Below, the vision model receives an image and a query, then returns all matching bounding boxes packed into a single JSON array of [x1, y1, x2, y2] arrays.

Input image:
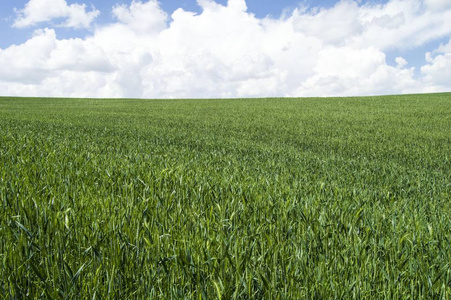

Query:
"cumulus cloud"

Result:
[[0, 28, 115, 97], [112, 0, 167, 33], [1, 0, 451, 98], [293, 0, 363, 45], [296, 47, 418, 96], [395, 57, 408, 68], [424, 0, 451, 11], [13, 0, 99, 28], [421, 39, 451, 91]]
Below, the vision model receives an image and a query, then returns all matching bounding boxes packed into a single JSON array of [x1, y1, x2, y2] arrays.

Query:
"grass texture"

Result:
[[1, 94, 451, 298]]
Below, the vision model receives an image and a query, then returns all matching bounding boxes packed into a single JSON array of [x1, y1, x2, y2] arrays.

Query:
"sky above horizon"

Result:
[[0, 0, 450, 98]]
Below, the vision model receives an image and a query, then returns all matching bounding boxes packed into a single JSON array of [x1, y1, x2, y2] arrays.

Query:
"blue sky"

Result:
[[0, 0, 450, 98], [0, 0, 340, 47]]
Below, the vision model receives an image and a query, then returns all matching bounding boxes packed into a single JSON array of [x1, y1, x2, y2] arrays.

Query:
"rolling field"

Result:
[[1, 94, 451, 298]]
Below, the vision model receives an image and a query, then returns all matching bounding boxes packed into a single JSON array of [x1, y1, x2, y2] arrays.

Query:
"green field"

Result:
[[1, 94, 450, 298]]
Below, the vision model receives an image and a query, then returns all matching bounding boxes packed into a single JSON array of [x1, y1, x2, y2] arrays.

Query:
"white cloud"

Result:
[[296, 47, 419, 96], [227, 0, 247, 12], [424, 0, 451, 11], [0, 28, 114, 96], [2, 0, 451, 98], [293, 0, 363, 45], [395, 57, 408, 68], [112, 0, 167, 33], [306, 0, 451, 51], [421, 39, 451, 91], [13, 0, 99, 28], [435, 39, 451, 53]]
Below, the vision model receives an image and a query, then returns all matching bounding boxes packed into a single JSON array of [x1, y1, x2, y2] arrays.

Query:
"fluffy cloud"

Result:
[[352, 0, 451, 50], [424, 0, 451, 11], [112, 0, 167, 33], [13, 0, 99, 28], [296, 47, 418, 96], [1, 0, 451, 98], [421, 39, 451, 91], [293, 1, 363, 45], [0, 28, 115, 97]]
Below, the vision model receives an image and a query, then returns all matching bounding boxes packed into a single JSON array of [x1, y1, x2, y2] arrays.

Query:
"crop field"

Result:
[[0, 94, 450, 298]]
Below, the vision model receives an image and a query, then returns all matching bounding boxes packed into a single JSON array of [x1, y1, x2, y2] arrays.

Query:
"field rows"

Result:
[[1, 94, 451, 298]]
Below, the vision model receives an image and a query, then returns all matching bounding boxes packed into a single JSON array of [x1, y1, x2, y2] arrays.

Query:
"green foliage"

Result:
[[1, 94, 450, 298]]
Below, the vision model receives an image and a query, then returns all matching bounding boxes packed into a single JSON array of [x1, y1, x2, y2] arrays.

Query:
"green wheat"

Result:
[[0, 94, 450, 298]]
